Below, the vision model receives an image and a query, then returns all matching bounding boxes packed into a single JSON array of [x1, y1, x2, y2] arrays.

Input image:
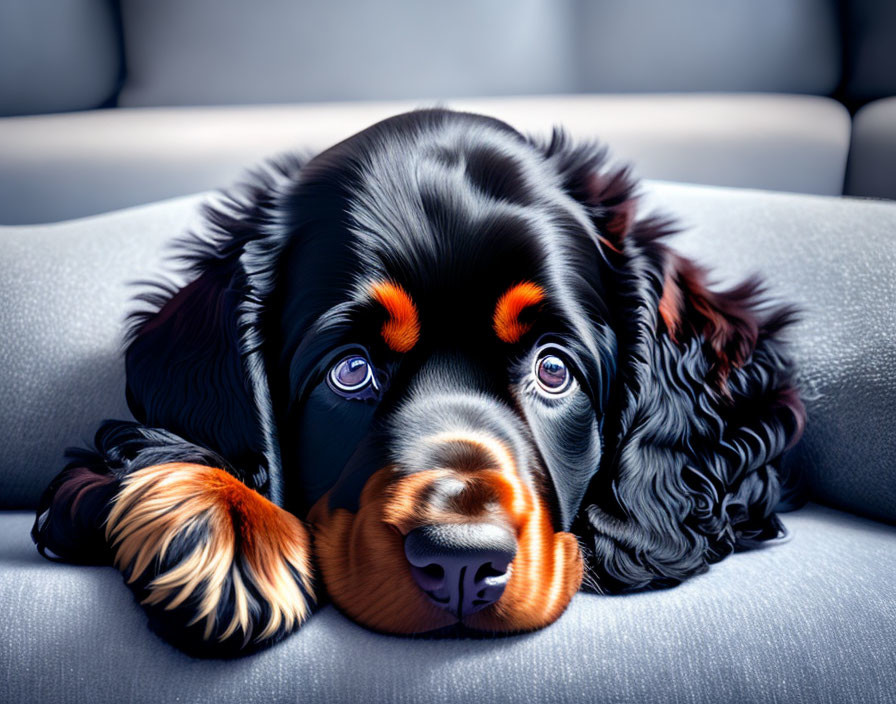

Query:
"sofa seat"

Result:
[[0, 93, 851, 225], [1, 505, 893, 703]]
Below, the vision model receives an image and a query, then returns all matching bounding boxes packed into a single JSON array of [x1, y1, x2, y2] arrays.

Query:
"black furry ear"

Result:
[[578, 218, 805, 590], [651, 243, 763, 393], [536, 131, 805, 592], [125, 156, 305, 504]]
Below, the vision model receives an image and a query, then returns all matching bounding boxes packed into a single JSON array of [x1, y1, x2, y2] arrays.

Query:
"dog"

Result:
[[32, 108, 805, 655]]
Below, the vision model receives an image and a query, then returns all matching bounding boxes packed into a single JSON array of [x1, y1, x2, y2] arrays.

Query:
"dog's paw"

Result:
[[32, 464, 119, 564], [105, 463, 314, 655]]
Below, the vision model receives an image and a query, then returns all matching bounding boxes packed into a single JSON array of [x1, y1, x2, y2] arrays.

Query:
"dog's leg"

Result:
[[32, 420, 314, 654]]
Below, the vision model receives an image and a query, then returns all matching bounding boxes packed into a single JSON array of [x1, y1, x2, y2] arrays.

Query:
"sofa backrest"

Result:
[[116, 0, 843, 108], [7, 0, 896, 118], [116, 0, 579, 107], [575, 0, 840, 94], [0, 0, 121, 117]]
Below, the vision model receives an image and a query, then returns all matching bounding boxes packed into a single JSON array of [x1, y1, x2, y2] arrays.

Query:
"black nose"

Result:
[[404, 523, 517, 619]]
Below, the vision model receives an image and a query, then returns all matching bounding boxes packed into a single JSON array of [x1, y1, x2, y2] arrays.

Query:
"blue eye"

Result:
[[534, 352, 573, 395], [328, 355, 376, 395]]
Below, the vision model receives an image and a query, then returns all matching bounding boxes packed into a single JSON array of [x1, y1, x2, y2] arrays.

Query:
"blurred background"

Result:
[[0, 0, 894, 225]]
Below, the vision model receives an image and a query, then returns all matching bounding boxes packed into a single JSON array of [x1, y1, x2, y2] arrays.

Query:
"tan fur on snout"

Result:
[[308, 433, 583, 634]]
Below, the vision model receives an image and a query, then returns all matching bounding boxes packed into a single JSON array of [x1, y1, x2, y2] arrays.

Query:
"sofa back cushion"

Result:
[[0, 0, 121, 116], [117, 0, 841, 108], [117, 0, 578, 107], [577, 0, 840, 94]]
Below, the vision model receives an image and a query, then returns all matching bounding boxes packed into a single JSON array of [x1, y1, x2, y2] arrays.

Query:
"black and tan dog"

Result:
[[32, 109, 804, 655]]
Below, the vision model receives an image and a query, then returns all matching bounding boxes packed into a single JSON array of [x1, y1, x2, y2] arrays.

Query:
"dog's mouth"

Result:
[[307, 458, 584, 636]]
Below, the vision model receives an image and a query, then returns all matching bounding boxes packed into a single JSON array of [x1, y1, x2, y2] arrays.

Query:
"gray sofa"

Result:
[[2, 1, 895, 701], [1, 181, 895, 703]]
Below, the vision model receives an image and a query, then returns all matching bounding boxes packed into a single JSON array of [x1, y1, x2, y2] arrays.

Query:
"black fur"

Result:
[[32, 109, 805, 654]]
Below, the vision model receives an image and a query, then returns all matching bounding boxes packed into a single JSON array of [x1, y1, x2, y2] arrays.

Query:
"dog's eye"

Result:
[[328, 354, 376, 395], [534, 352, 572, 394]]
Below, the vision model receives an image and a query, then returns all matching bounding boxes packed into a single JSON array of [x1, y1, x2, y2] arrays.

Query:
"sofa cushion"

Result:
[[117, 0, 577, 108], [577, 0, 841, 94], [0, 0, 121, 117], [1, 504, 893, 703], [2, 181, 895, 522], [0, 95, 850, 225], [0, 195, 201, 508], [116, 0, 841, 108], [845, 97, 896, 200]]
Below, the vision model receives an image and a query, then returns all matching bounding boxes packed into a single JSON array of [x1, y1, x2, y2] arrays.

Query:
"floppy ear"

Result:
[[125, 156, 305, 505], [536, 132, 805, 591]]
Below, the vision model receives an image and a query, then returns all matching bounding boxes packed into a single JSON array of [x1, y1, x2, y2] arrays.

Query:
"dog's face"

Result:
[[116, 109, 803, 650], [271, 112, 615, 633]]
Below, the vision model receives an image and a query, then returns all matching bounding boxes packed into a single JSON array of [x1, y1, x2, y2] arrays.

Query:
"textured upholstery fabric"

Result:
[[0, 0, 121, 117], [643, 182, 896, 523], [845, 98, 896, 200], [1, 181, 895, 522], [0, 196, 202, 507], [1, 505, 893, 703], [0, 95, 850, 224], [117, 0, 578, 107]]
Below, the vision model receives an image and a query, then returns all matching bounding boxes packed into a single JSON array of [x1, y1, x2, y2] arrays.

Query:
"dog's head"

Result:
[[125, 109, 804, 636]]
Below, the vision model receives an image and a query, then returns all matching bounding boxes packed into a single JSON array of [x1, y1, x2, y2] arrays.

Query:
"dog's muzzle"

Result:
[[308, 388, 584, 634]]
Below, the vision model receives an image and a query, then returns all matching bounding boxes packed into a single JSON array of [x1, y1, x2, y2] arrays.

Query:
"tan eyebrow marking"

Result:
[[369, 280, 420, 353], [493, 282, 545, 343]]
